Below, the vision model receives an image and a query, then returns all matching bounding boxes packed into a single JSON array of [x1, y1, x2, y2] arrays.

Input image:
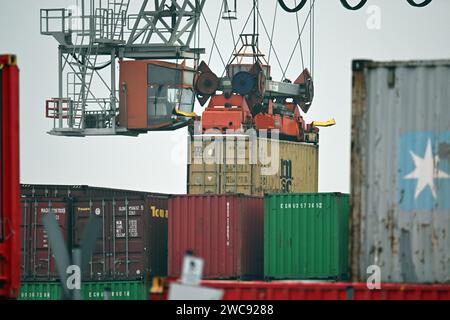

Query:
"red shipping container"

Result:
[[20, 198, 68, 280], [168, 195, 264, 279], [31, 199, 68, 280], [152, 280, 450, 301], [351, 283, 450, 300]]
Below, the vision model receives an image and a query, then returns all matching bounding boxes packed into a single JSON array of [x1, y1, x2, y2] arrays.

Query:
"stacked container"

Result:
[[351, 60, 450, 283], [20, 184, 169, 282], [168, 194, 264, 279], [72, 194, 168, 280], [264, 193, 350, 280], [19, 281, 149, 300], [187, 134, 319, 196]]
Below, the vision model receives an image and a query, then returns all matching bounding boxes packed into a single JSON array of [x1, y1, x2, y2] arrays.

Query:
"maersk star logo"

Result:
[[398, 132, 450, 211], [404, 139, 450, 199]]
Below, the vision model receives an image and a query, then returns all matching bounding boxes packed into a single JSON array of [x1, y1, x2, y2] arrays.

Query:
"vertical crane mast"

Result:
[[41, 0, 205, 137]]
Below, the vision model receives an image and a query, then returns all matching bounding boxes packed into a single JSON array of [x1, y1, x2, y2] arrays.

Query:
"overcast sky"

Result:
[[1, 0, 449, 194]]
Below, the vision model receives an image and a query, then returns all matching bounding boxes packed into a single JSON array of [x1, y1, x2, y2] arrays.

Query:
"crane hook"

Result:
[[278, 0, 308, 13], [340, 0, 368, 10], [406, 0, 432, 7]]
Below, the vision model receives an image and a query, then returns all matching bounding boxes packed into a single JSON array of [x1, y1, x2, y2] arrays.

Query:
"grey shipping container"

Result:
[[351, 59, 450, 283]]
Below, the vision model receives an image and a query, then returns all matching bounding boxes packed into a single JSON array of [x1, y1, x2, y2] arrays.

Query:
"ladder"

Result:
[[108, 0, 130, 42]]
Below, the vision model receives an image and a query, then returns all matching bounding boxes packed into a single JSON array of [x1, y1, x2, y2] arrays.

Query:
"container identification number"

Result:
[[280, 202, 323, 209]]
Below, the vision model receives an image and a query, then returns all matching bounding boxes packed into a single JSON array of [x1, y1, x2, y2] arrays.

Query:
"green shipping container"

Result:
[[19, 281, 149, 300], [264, 193, 350, 280], [82, 281, 149, 300], [19, 282, 62, 300]]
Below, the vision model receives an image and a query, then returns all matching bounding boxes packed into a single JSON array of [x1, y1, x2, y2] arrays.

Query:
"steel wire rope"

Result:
[[282, 0, 315, 80], [340, 0, 368, 10], [227, 7, 238, 58], [201, 11, 227, 69], [406, 0, 432, 7], [267, 1, 279, 65], [278, 0, 308, 13], [207, 1, 225, 66], [294, 0, 305, 74], [220, 7, 256, 78], [255, 8, 287, 79]]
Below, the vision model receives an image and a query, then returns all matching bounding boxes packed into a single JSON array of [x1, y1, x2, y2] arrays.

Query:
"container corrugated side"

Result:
[[351, 59, 450, 283], [168, 194, 264, 279], [264, 193, 349, 280], [187, 135, 318, 196]]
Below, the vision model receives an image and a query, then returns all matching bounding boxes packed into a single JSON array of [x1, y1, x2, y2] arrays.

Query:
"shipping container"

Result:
[[19, 281, 149, 300], [0, 54, 20, 299], [20, 198, 69, 280], [168, 195, 264, 279], [187, 134, 318, 196], [153, 280, 450, 300], [350, 59, 450, 283], [81, 281, 149, 300], [19, 282, 62, 300], [264, 193, 350, 280], [20, 184, 156, 199], [72, 194, 169, 280], [19, 185, 169, 281]]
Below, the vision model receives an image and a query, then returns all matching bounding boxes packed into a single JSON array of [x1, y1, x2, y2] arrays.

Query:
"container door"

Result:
[[188, 137, 222, 194], [30, 199, 68, 280], [20, 199, 31, 279], [111, 198, 146, 279], [222, 137, 253, 195], [147, 197, 169, 276], [73, 199, 110, 280]]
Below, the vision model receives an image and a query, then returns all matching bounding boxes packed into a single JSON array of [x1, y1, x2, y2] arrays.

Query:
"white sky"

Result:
[[1, 0, 449, 194]]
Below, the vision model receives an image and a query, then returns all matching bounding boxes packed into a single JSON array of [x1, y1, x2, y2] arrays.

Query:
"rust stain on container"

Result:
[[168, 194, 264, 279], [350, 59, 450, 283]]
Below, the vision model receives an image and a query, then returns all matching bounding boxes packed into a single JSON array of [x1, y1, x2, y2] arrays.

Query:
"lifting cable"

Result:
[[207, 2, 225, 66], [71, 53, 112, 71], [267, 1, 278, 65], [406, 0, 432, 7], [227, 5, 238, 59], [294, 0, 305, 73], [221, 6, 256, 77], [340, 0, 368, 10], [256, 8, 287, 79], [282, 0, 315, 80], [340, 0, 432, 10], [201, 11, 227, 69], [278, 0, 308, 13]]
